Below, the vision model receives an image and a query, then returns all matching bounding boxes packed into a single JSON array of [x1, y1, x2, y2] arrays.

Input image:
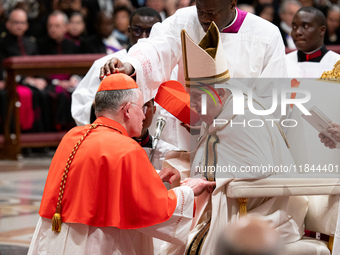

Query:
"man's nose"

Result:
[[141, 31, 148, 38], [295, 26, 303, 35], [200, 13, 212, 23], [191, 101, 200, 110]]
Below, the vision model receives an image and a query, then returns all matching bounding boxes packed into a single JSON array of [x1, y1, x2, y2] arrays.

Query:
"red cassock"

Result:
[[39, 116, 177, 229]]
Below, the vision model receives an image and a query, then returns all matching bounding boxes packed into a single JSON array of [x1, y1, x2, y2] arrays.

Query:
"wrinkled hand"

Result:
[[99, 57, 134, 80], [158, 167, 181, 184], [319, 122, 340, 149], [181, 178, 216, 196]]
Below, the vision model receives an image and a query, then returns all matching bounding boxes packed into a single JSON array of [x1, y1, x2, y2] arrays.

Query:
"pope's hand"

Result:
[[99, 57, 134, 80], [158, 167, 181, 184], [181, 178, 216, 196]]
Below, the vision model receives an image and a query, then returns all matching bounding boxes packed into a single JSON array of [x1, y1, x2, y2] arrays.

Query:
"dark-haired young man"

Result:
[[286, 6, 340, 78], [72, 7, 162, 126], [100, 0, 289, 152]]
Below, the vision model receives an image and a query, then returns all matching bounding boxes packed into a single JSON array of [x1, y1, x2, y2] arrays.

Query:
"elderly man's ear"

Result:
[[320, 25, 326, 37], [217, 88, 229, 99], [122, 102, 132, 118]]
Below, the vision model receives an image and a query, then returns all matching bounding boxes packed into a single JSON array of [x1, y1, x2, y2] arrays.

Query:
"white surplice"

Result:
[[27, 186, 194, 255], [285, 50, 340, 78], [124, 6, 287, 104], [71, 50, 181, 148], [123, 6, 287, 150]]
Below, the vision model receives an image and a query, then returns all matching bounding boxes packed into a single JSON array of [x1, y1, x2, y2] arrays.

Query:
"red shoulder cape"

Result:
[[39, 117, 177, 229]]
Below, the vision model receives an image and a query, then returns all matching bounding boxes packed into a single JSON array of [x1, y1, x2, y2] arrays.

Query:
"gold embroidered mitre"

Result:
[[319, 60, 340, 82], [181, 22, 230, 87]]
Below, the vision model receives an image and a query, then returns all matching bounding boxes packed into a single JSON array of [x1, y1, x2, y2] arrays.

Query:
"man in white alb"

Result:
[[99, 0, 288, 149], [286, 7, 340, 78]]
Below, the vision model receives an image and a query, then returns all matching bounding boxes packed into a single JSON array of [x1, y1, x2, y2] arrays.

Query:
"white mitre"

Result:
[[181, 22, 230, 87]]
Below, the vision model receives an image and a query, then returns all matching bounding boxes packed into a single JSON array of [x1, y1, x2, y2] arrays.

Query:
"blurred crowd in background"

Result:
[[0, 0, 339, 134], [0, 0, 335, 48]]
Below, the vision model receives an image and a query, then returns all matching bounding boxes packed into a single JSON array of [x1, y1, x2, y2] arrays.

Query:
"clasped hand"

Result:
[[181, 178, 216, 196], [158, 168, 216, 196], [319, 122, 340, 149], [158, 167, 181, 184], [99, 57, 134, 80]]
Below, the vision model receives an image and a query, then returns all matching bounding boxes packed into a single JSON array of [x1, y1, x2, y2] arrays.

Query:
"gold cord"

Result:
[[52, 123, 122, 232]]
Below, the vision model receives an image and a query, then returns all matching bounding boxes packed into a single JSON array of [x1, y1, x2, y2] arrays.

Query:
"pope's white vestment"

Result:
[[163, 84, 308, 254]]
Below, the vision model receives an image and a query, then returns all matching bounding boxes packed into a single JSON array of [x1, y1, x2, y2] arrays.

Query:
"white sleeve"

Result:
[[253, 27, 288, 113], [71, 50, 127, 126], [260, 26, 288, 79], [138, 186, 194, 245], [123, 11, 185, 102]]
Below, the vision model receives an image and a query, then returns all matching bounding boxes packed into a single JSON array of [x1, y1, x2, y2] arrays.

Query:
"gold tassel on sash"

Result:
[[51, 123, 122, 233], [52, 206, 62, 232]]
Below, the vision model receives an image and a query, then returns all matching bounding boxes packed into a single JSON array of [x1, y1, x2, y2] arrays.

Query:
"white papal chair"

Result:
[[227, 175, 340, 255], [163, 151, 340, 254]]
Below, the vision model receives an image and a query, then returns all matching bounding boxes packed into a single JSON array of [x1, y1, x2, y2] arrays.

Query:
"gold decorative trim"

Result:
[[238, 198, 248, 217], [203, 133, 219, 181], [186, 220, 211, 255], [319, 60, 340, 83], [185, 70, 230, 86], [328, 236, 334, 253], [181, 29, 189, 81]]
